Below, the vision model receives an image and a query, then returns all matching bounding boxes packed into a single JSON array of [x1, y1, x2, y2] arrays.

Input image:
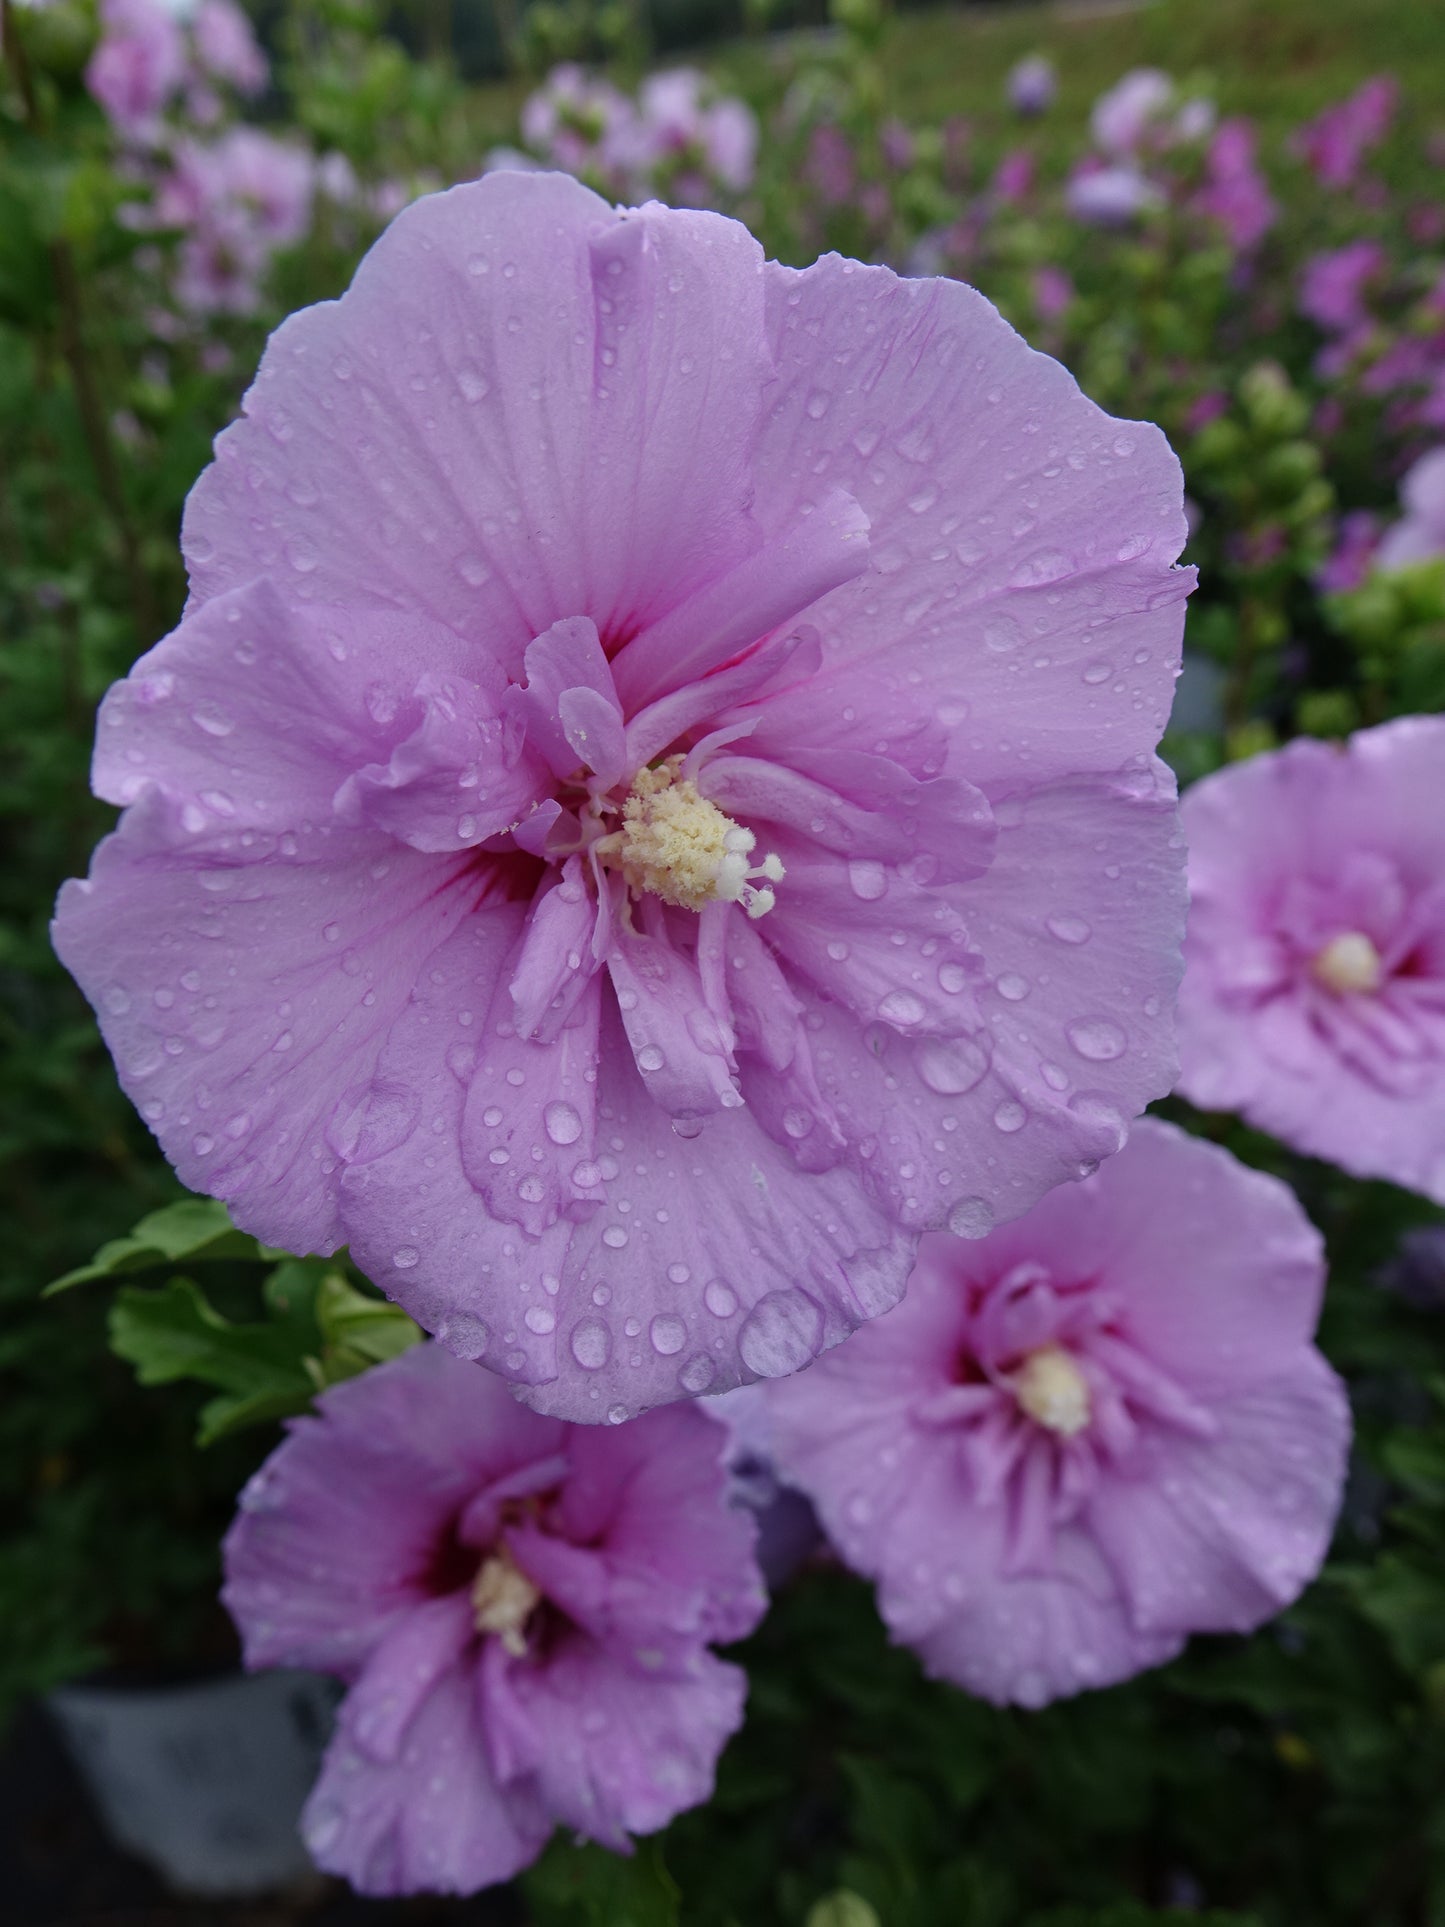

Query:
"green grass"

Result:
[[707, 0, 1445, 145]]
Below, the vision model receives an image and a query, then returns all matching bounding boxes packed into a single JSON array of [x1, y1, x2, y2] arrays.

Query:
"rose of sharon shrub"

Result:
[[1178, 718, 1445, 1202], [53, 172, 1193, 1422], [762, 1119, 1349, 1707], [224, 1344, 765, 1894]]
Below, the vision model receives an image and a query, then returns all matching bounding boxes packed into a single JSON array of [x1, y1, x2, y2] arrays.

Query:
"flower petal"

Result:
[[51, 793, 486, 1252], [753, 254, 1191, 788], [184, 176, 771, 664]]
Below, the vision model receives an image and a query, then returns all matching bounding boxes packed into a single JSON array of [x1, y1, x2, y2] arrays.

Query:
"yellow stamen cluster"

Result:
[[1013, 1345, 1092, 1437], [614, 756, 783, 918], [470, 1548, 542, 1657], [1312, 930, 1384, 996]]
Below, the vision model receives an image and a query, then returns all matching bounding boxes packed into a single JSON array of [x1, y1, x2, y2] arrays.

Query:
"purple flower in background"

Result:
[[1032, 265, 1074, 324], [1194, 119, 1276, 253], [155, 128, 314, 314], [1179, 719, 1445, 1203], [1318, 509, 1382, 593], [86, 0, 186, 139], [879, 118, 916, 173], [1006, 55, 1056, 119], [54, 173, 1192, 1423], [224, 1344, 764, 1893], [1299, 240, 1386, 334], [805, 123, 856, 206], [1376, 449, 1445, 571], [1293, 76, 1398, 189], [633, 70, 759, 194], [191, 0, 268, 96], [1067, 161, 1162, 226], [992, 149, 1034, 205], [520, 64, 636, 186], [1091, 69, 1173, 157], [762, 1118, 1348, 1707]]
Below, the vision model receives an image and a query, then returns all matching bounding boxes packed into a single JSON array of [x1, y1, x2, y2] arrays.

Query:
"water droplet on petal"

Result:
[[544, 1101, 582, 1146], [739, 1290, 824, 1378], [1066, 1019, 1127, 1062], [570, 1317, 612, 1369], [847, 859, 887, 901], [704, 1279, 738, 1318], [650, 1314, 686, 1355]]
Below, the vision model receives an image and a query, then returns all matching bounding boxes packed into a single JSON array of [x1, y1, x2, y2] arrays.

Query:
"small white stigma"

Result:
[[1013, 1345, 1092, 1438], [610, 757, 785, 918], [1312, 930, 1384, 996], [470, 1548, 541, 1657]]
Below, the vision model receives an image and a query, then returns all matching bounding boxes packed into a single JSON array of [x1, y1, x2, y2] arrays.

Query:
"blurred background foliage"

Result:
[[5, 0, 1445, 1920]]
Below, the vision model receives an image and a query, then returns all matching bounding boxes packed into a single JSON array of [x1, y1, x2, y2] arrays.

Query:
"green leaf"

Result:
[[108, 1276, 320, 1443], [522, 1836, 681, 1927], [313, 1271, 422, 1378], [45, 1198, 262, 1294]]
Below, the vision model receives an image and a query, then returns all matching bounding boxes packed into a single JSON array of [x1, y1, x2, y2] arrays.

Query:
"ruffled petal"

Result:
[[302, 1649, 549, 1896], [479, 1636, 746, 1849], [184, 177, 772, 667], [51, 793, 490, 1252], [753, 254, 1192, 788]]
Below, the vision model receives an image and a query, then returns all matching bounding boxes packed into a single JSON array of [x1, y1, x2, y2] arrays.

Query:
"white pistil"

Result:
[[1312, 930, 1384, 996], [1013, 1345, 1092, 1437], [607, 756, 784, 918], [470, 1548, 541, 1657]]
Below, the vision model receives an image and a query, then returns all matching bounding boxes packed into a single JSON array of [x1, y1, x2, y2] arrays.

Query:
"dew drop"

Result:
[[392, 1246, 419, 1270], [704, 1278, 738, 1318], [570, 1317, 612, 1370], [948, 1196, 995, 1239], [738, 1290, 824, 1378], [544, 1100, 582, 1146], [1047, 915, 1092, 945], [650, 1314, 687, 1355], [993, 1099, 1027, 1133], [878, 989, 925, 1027], [1066, 1019, 1127, 1062], [847, 859, 887, 901], [917, 1036, 990, 1095]]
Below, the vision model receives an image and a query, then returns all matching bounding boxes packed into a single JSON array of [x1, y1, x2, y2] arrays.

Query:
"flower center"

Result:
[[1312, 930, 1384, 996], [1013, 1345, 1092, 1436], [470, 1546, 542, 1656], [601, 755, 784, 918]]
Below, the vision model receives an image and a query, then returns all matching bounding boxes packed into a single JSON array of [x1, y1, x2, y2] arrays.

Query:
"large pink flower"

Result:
[[1178, 720, 1445, 1201], [54, 174, 1192, 1420], [761, 1118, 1349, 1707], [224, 1344, 764, 1894]]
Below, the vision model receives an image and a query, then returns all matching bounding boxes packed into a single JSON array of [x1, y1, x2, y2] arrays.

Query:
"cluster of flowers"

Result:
[[911, 59, 1444, 602], [511, 61, 758, 205], [53, 26, 1445, 1897], [88, 0, 317, 317]]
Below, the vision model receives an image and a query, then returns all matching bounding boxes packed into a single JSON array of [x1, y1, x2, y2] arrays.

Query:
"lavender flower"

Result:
[[1006, 56, 1056, 119], [54, 174, 1192, 1421], [86, 0, 186, 140], [224, 1344, 765, 1893], [761, 1119, 1349, 1707], [1179, 719, 1445, 1202], [1376, 449, 1445, 571]]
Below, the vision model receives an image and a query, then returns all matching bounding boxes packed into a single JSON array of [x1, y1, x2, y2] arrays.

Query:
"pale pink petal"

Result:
[[183, 177, 771, 663]]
